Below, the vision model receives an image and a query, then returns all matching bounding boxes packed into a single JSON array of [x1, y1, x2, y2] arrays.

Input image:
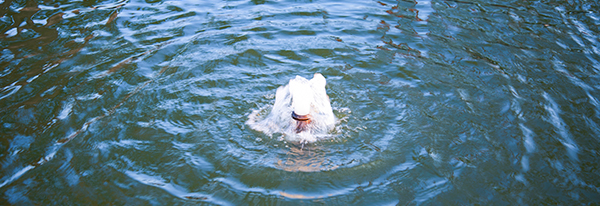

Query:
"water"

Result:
[[1, 0, 600, 205]]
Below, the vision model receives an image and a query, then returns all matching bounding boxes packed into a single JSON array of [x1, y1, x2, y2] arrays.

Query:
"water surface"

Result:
[[1, 0, 600, 205]]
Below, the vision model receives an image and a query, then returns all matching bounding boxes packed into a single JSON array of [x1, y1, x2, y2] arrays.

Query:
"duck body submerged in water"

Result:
[[247, 73, 335, 143]]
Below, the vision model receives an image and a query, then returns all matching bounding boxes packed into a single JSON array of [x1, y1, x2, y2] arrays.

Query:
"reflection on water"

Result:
[[1, 0, 600, 205], [276, 146, 340, 172]]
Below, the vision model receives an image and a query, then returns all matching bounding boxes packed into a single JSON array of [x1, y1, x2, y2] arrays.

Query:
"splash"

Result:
[[247, 73, 335, 143]]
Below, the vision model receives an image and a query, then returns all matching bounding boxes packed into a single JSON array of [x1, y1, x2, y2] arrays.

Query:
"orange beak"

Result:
[[292, 111, 311, 133]]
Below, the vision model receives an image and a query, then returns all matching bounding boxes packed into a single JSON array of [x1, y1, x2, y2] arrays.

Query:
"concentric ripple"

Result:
[[1, 0, 600, 205]]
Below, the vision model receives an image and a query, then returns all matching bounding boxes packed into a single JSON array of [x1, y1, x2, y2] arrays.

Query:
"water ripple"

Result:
[[1, 0, 600, 204], [543, 92, 579, 160]]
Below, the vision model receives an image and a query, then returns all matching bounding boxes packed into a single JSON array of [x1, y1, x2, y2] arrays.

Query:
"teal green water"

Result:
[[1, 0, 600, 205]]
